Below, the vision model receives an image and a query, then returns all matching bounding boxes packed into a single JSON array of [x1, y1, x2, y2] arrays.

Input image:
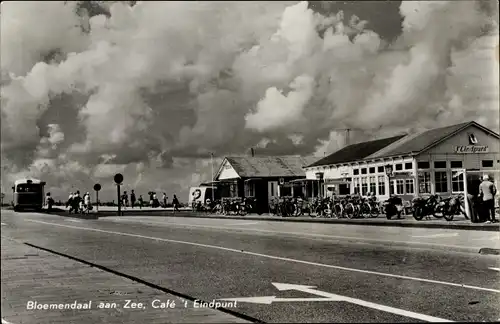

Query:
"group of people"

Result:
[[66, 191, 92, 214], [119, 190, 181, 211], [470, 174, 498, 223]]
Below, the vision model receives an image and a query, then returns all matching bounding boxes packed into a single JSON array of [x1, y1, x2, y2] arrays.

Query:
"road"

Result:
[[2, 210, 500, 323]]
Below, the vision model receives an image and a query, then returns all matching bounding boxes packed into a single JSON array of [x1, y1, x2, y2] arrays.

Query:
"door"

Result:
[[268, 181, 278, 203]]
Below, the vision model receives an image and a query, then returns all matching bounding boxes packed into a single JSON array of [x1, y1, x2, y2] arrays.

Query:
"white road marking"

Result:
[[66, 219, 81, 223], [226, 282, 452, 322], [25, 219, 500, 294], [103, 218, 475, 251], [1, 223, 6, 226], [411, 233, 459, 238], [489, 267, 500, 272], [222, 222, 259, 226], [470, 237, 499, 241]]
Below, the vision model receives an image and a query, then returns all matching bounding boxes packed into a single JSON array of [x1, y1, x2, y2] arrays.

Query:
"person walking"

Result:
[[162, 192, 167, 208], [479, 174, 498, 223], [67, 192, 74, 212], [130, 190, 136, 208], [138, 195, 143, 209], [84, 192, 91, 213], [45, 193, 54, 212], [172, 194, 180, 213]]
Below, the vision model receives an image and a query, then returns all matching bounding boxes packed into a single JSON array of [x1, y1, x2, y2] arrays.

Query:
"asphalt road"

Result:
[[2, 210, 500, 323]]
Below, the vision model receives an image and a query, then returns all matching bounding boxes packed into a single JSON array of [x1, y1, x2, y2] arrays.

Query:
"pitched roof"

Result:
[[225, 156, 317, 178], [368, 121, 497, 159], [306, 135, 406, 168]]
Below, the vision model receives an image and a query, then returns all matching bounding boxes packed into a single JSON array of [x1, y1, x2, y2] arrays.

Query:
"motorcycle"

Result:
[[383, 195, 404, 220], [412, 194, 441, 220], [435, 195, 467, 221]]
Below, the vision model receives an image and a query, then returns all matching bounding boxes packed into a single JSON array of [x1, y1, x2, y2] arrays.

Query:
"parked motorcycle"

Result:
[[412, 194, 441, 220], [435, 195, 467, 221], [383, 195, 404, 220]]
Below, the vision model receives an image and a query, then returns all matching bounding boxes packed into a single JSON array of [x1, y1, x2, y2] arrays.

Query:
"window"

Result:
[[435, 171, 448, 193], [361, 177, 368, 196], [246, 182, 255, 197], [378, 166, 384, 173], [16, 184, 42, 193], [405, 162, 413, 170], [361, 168, 367, 175], [339, 183, 350, 195], [450, 161, 463, 168], [389, 180, 395, 195], [434, 161, 446, 169], [417, 161, 430, 169], [396, 179, 405, 194], [353, 179, 360, 194], [482, 160, 494, 168], [378, 176, 386, 195], [418, 172, 431, 194], [353, 169, 359, 175], [395, 164, 403, 171], [369, 167, 376, 174], [369, 176, 376, 194], [405, 179, 414, 194], [452, 170, 464, 193]]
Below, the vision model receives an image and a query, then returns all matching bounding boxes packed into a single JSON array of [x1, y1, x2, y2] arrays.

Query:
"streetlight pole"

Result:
[[211, 152, 215, 202]]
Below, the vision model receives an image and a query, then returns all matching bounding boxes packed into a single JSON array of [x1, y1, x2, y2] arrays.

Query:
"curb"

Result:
[[479, 248, 500, 255], [40, 209, 500, 232]]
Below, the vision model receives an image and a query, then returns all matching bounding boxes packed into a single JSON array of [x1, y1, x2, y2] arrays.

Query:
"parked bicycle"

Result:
[[434, 194, 467, 221]]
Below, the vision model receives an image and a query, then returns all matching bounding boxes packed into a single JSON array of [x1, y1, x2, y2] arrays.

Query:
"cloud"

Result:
[[1, 0, 498, 201]]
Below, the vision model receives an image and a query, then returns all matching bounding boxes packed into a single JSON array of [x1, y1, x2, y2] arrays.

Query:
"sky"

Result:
[[1, 0, 499, 202]]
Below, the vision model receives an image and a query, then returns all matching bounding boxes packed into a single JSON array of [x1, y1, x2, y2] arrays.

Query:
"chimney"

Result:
[[250, 148, 255, 157]]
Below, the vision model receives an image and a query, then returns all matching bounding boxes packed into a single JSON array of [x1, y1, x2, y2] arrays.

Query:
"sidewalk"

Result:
[[1, 237, 250, 324], [42, 206, 500, 232]]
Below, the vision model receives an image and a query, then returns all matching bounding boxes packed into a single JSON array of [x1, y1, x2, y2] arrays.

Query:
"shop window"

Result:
[[361, 178, 368, 196], [434, 161, 447, 169], [353, 169, 359, 175], [389, 180, 395, 195], [361, 168, 367, 175], [339, 183, 350, 195], [452, 171, 464, 193], [396, 179, 405, 195], [450, 161, 463, 168], [369, 167, 375, 174], [482, 160, 494, 168], [378, 166, 384, 173], [378, 176, 386, 195], [353, 179, 360, 194], [395, 164, 403, 171], [417, 161, 430, 169], [435, 171, 448, 193], [405, 162, 413, 170], [418, 172, 431, 194], [405, 179, 414, 194], [369, 176, 376, 194]]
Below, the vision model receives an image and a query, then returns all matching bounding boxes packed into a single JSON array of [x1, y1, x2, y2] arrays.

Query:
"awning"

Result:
[[324, 178, 351, 184], [244, 178, 263, 182], [289, 179, 315, 183]]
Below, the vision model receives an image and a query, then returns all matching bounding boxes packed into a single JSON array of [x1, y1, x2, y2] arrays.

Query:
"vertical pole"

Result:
[[96, 191, 99, 213], [117, 184, 121, 216], [463, 169, 471, 220], [211, 153, 215, 202]]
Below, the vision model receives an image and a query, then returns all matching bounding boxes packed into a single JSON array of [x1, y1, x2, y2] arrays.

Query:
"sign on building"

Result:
[[454, 145, 489, 154]]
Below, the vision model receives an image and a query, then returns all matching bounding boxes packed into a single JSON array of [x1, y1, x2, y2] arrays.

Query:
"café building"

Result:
[[304, 121, 500, 201]]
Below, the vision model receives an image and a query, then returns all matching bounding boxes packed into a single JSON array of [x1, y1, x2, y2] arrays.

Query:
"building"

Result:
[[304, 121, 500, 201], [214, 155, 317, 212]]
